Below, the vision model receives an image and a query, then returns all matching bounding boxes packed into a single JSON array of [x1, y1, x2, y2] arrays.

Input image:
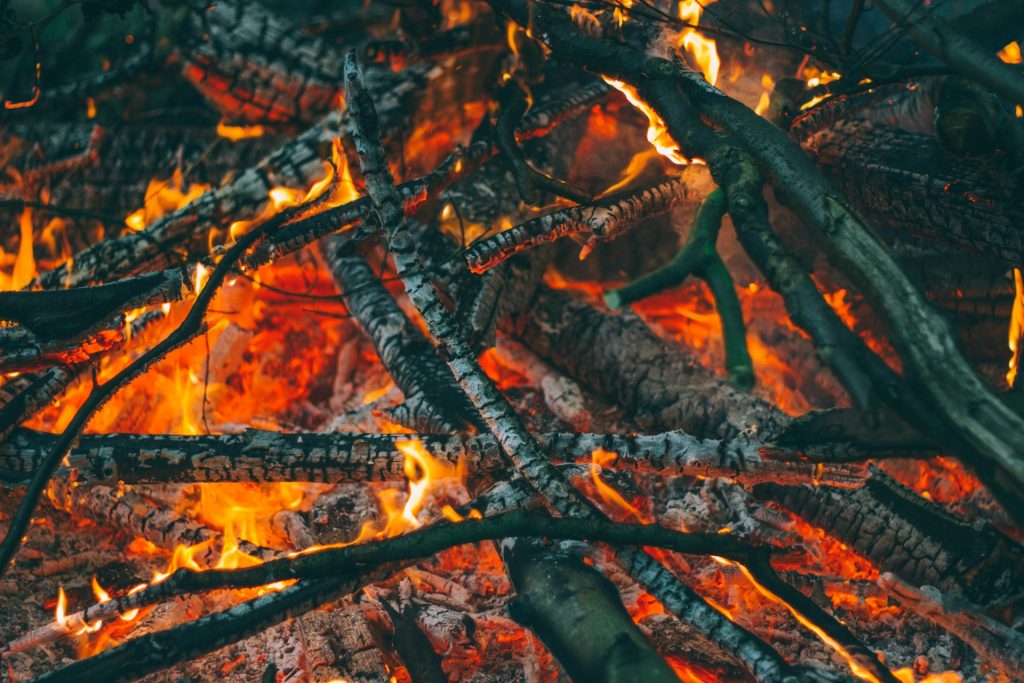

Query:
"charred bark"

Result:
[[754, 468, 1024, 609], [320, 245, 481, 433], [507, 285, 786, 439]]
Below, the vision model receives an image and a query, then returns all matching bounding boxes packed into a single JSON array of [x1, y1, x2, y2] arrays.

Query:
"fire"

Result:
[[755, 73, 774, 116], [295, 438, 465, 555], [602, 77, 697, 166], [226, 138, 357, 241], [998, 41, 1021, 64], [124, 169, 211, 233], [0, 207, 38, 291], [676, 0, 720, 86], [588, 448, 647, 521], [216, 120, 266, 141], [1006, 268, 1023, 387], [893, 670, 962, 683]]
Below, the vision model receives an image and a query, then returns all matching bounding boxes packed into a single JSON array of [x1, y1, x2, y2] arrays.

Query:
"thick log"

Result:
[[507, 286, 788, 439], [804, 119, 1023, 264], [753, 468, 1024, 608], [0, 427, 867, 487], [505, 542, 679, 683]]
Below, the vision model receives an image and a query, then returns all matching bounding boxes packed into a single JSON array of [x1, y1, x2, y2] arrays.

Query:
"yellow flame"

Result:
[[998, 41, 1021, 64], [1007, 268, 1024, 387], [602, 77, 697, 165], [124, 169, 210, 233], [589, 448, 647, 521], [676, 0, 720, 86], [216, 120, 266, 141]]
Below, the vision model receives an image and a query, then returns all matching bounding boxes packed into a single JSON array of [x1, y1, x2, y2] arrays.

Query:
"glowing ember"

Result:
[[216, 120, 266, 141]]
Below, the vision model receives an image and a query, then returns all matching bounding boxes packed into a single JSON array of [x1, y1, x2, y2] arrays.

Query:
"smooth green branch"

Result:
[[605, 188, 754, 391]]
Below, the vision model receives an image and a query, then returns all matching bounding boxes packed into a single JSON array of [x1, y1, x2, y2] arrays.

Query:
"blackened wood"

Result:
[[754, 468, 1024, 608], [320, 248, 481, 432], [0, 427, 866, 487], [507, 286, 787, 439], [806, 120, 1023, 264]]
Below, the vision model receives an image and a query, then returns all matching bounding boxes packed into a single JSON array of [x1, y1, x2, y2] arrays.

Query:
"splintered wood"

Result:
[[0, 0, 1021, 682]]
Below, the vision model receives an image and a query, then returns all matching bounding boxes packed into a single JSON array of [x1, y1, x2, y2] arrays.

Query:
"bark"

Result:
[[0, 427, 867, 488], [319, 246, 481, 432], [0, 266, 188, 342], [877, 573, 1024, 681], [872, 0, 1024, 107], [464, 175, 698, 274], [505, 542, 680, 683], [804, 119, 1023, 264], [343, 51, 803, 682], [46, 479, 277, 566], [508, 286, 787, 439], [753, 468, 1024, 608]]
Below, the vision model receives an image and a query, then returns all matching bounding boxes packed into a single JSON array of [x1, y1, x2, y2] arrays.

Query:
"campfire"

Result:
[[0, 0, 1022, 680]]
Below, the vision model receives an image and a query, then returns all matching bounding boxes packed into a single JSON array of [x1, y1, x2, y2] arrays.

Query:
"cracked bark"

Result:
[[754, 467, 1024, 608], [0, 427, 867, 488], [507, 285, 787, 439], [320, 245, 481, 433]]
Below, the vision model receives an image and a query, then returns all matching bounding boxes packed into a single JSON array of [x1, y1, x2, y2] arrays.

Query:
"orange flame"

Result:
[[216, 120, 266, 141], [125, 169, 211, 233], [589, 448, 647, 521], [1007, 268, 1023, 387], [676, 0, 720, 86]]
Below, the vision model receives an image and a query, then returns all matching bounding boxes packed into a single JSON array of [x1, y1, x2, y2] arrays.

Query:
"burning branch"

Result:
[[1, 427, 868, 488], [489, 0, 1024, 525], [871, 0, 1024, 107], [464, 175, 696, 273]]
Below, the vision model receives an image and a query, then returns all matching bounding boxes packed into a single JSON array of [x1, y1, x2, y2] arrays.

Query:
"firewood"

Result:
[[342, 50, 870, 683], [754, 467, 1024, 609], [504, 541, 680, 683], [320, 245, 481, 433], [508, 285, 786, 438], [0, 427, 868, 488], [805, 119, 1023, 264], [464, 174, 699, 274], [872, 0, 1024, 106], [877, 573, 1024, 681]]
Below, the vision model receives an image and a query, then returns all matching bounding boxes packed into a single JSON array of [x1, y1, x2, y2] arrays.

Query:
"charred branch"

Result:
[[0, 427, 867, 488], [754, 468, 1024, 609], [507, 285, 785, 439], [505, 541, 679, 682], [320, 245, 481, 433]]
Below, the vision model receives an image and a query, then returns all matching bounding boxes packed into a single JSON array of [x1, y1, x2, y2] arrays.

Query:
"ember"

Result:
[[0, 0, 1021, 682]]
